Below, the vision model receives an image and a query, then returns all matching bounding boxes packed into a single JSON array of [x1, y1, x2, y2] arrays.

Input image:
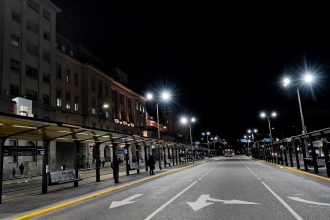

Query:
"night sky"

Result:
[[53, 0, 330, 144]]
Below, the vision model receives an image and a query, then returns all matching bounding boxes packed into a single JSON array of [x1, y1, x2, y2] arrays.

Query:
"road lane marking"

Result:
[[109, 194, 143, 209], [198, 178, 202, 180], [288, 196, 330, 207], [144, 181, 198, 220], [261, 181, 303, 220], [187, 194, 259, 211]]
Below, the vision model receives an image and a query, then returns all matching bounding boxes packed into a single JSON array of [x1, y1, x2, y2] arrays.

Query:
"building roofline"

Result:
[[85, 65, 146, 102], [38, 0, 62, 13]]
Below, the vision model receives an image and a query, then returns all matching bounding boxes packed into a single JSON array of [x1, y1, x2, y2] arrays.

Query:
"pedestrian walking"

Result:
[[102, 160, 105, 168], [147, 155, 155, 175], [19, 163, 24, 176]]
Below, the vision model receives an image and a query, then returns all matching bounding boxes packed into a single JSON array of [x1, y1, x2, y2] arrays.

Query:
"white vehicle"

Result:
[[225, 149, 234, 157]]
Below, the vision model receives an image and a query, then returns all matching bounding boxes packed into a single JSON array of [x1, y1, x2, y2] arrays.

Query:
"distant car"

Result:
[[225, 149, 234, 157]]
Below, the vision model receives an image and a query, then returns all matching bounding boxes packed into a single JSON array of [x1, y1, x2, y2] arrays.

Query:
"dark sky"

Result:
[[52, 0, 330, 144]]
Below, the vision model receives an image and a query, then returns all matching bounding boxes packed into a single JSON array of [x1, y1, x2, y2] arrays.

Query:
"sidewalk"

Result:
[[0, 161, 200, 219]]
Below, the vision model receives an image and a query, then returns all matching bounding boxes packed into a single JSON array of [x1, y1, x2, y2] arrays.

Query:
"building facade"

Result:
[[0, 0, 147, 178]]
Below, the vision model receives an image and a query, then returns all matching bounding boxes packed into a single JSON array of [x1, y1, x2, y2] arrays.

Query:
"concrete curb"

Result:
[[13, 162, 204, 220], [257, 160, 330, 183]]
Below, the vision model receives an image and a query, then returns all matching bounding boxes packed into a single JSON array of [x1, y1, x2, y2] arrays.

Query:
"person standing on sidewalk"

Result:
[[147, 155, 155, 175], [19, 163, 24, 176], [111, 157, 119, 183]]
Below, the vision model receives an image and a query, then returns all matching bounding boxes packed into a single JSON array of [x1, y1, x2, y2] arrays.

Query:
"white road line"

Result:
[[144, 181, 198, 220], [261, 181, 303, 220], [257, 178, 261, 180], [198, 177, 202, 180]]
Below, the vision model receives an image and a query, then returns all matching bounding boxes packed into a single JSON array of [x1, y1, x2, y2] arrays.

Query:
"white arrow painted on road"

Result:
[[109, 194, 143, 209], [288, 196, 330, 207], [187, 194, 259, 211]]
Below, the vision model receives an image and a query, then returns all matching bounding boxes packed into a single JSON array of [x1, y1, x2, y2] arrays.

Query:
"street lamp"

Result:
[[180, 116, 196, 145], [246, 128, 258, 156], [146, 90, 172, 139], [260, 111, 277, 143], [202, 131, 211, 156], [281, 72, 316, 134]]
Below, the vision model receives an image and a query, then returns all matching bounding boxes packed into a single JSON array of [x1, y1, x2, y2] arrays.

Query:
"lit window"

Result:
[[92, 108, 96, 114], [11, 35, 20, 48], [74, 103, 79, 111], [57, 98, 61, 107], [105, 111, 109, 118]]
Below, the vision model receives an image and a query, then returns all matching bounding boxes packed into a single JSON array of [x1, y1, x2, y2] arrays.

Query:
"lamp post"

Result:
[[246, 129, 258, 156], [282, 72, 316, 134], [180, 116, 196, 161], [202, 131, 211, 157], [180, 116, 196, 145], [146, 91, 172, 139], [260, 111, 277, 143]]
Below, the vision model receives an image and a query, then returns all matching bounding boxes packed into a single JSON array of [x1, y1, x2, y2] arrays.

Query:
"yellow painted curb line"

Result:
[[257, 160, 330, 183], [14, 163, 201, 220]]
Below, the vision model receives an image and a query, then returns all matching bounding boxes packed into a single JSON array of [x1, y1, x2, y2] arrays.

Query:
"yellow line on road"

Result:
[[257, 160, 330, 183], [14, 163, 201, 220]]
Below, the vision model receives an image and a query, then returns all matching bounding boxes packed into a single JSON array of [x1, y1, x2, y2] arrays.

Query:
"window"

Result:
[[91, 79, 95, 91], [105, 85, 109, 97], [10, 59, 20, 73], [43, 10, 51, 21], [26, 21, 38, 34], [61, 45, 66, 52], [105, 111, 109, 118], [10, 85, 19, 97], [66, 69, 71, 83], [43, 72, 50, 84], [136, 103, 139, 111], [43, 51, 50, 63], [26, 43, 39, 57], [43, 94, 50, 104], [11, 34, 20, 48], [74, 96, 79, 112], [120, 94, 124, 105], [66, 93, 71, 109], [12, 11, 21, 24], [56, 90, 62, 107], [25, 89, 37, 101], [26, 65, 38, 79], [74, 73, 78, 86], [27, 0, 39, 13], [57, 64, 62, 80], [43, 31, 50, 41]]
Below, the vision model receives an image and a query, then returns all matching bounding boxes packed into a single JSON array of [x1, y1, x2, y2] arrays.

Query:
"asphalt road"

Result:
[[36, 156, 330, 220]]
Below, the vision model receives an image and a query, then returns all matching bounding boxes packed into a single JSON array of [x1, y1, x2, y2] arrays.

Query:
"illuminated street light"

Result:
[[303, 72, 314, 84], [259, 111, 277, 143], [146, 92, 153, 101], [103, 103, 109, 109], [180, 116, 196, 146], [281, 70, 317, 134], [282, 77, 291, 87], [145, 90, 173, 139], [161, 91, 171, 101]]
